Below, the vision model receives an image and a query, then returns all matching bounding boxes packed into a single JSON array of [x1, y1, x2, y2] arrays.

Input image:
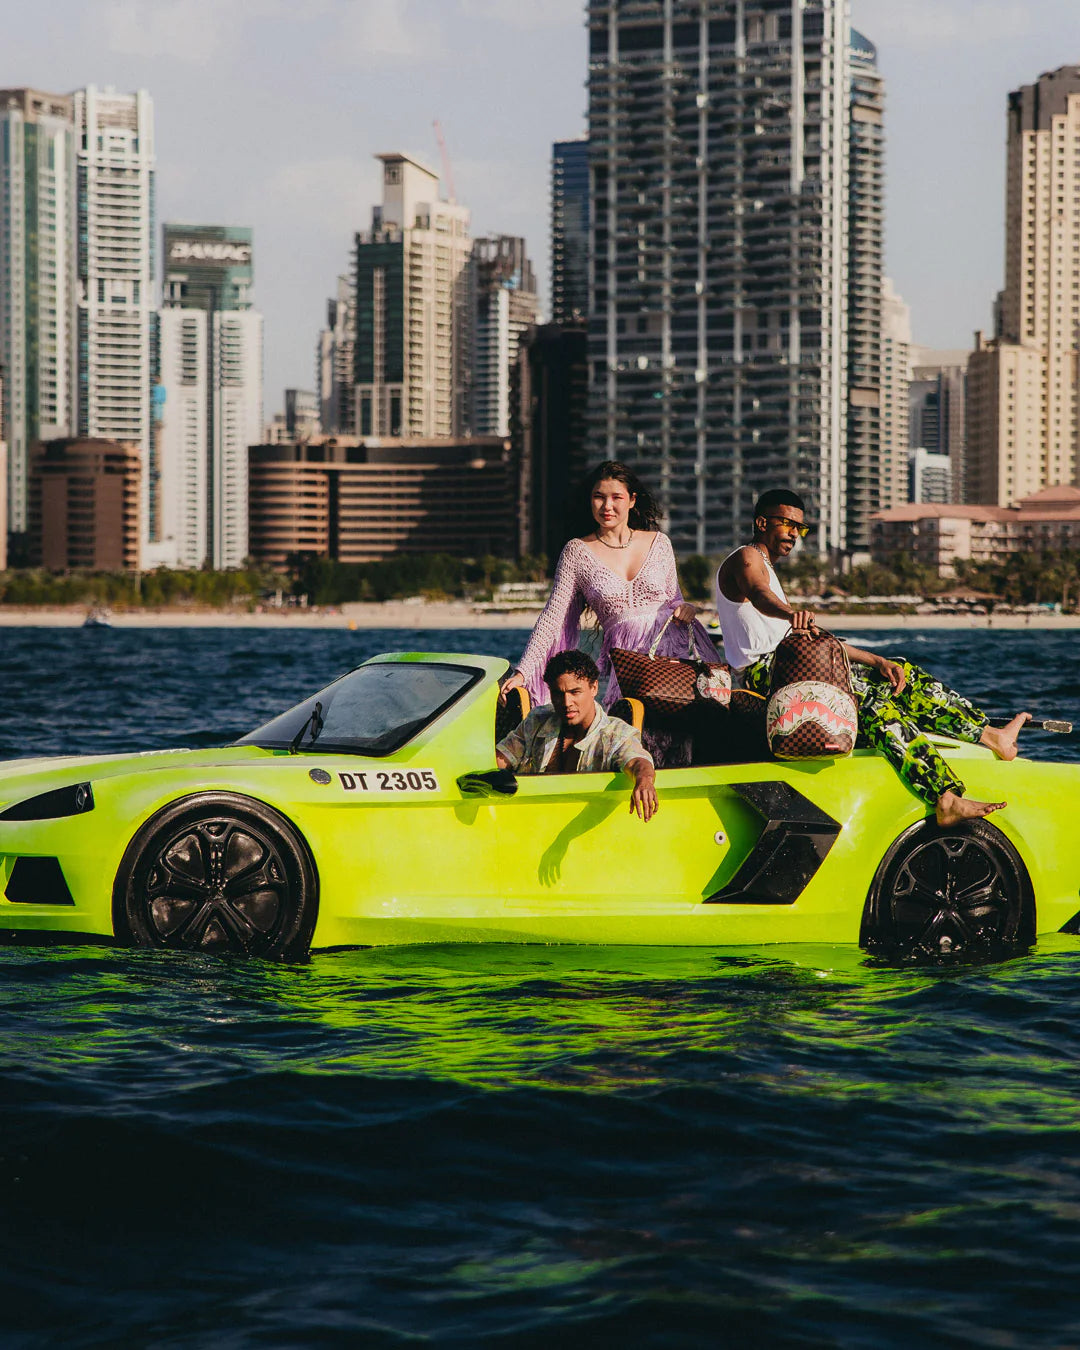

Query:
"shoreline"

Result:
[[0, 602, 1078, 631]]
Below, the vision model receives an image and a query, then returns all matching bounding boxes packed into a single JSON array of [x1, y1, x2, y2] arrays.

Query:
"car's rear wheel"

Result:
[[114, 794, 318, 961], [861, 817, 1034, 960]]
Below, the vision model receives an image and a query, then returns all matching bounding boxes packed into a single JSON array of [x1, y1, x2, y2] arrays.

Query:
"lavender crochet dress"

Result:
[[516, 533, 716, 708]]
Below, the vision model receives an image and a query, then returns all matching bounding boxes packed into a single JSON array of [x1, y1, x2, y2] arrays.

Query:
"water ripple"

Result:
[[4, 629, 1080, 1346]]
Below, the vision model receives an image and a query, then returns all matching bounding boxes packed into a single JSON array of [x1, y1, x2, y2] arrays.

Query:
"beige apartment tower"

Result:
[[880, 279, 912, 509], [353, 154, 472, 439], [968, 66, 1080, 504]]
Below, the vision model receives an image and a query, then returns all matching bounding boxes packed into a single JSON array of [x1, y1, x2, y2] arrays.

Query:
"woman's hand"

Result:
[[673, 603, 697, 624], [499, 671, 525, 705]]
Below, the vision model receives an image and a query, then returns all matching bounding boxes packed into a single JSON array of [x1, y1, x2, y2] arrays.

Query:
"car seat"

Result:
[[495, 684, 532, 747]]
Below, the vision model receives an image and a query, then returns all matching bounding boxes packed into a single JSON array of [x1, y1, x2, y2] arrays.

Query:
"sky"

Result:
[[5, 0, 1080, 408]]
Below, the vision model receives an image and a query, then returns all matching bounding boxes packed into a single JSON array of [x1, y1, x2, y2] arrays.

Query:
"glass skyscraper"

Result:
[[586, 0, 883, 556], [551, 139, 590, 325]]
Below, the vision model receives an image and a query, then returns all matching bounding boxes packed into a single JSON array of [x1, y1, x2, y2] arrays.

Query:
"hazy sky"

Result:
[[5, 0, 1080, 407]]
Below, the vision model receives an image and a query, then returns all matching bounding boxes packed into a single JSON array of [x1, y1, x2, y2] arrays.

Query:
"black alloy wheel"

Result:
[[861, 817, 1034, 961], [114, 794, 318, 961]]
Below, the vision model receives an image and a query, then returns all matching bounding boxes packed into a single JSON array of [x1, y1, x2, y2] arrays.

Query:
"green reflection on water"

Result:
[[3, 939, 1080, 1118]]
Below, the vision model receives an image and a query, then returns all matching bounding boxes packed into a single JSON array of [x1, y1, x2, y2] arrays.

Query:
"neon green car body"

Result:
[[0, 650, 1077, 954]]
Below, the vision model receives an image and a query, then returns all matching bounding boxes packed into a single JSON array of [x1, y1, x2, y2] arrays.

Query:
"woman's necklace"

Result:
[[597, 529, 634, 550]]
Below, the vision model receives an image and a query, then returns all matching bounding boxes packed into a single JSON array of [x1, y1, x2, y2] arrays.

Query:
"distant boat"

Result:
[[82, 606, 113, 629]]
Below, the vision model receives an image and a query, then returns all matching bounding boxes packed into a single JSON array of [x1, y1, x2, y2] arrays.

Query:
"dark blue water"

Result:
[[3, 625, 1080, 1348]]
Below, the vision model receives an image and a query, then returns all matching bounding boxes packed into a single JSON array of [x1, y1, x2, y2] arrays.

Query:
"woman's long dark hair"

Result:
[[572, 460, 662, 538]]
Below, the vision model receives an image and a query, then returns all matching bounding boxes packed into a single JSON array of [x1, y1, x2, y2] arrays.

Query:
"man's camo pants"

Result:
[[742, 656, 987, 806]]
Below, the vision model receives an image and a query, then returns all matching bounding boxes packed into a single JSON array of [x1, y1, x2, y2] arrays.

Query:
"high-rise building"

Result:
[[880, 279, 911, 510], [473, 235, 539, 437], [551, 139, 590, 324], [354, 153, 472, 439], [586, 1, 879, 556], [908, 446, 951, 505], [0, 375, 6, 570], [285, 388, 320, 439], [157, 224, 262, 568], [317, 274, 355, 435], [967, 66, 1080, 504], [967, 329, 1045, 505], [909, 347, 968, 502], [0, 88, 76, 539], [846, 31, 885, 551], [74, 87, 155, 538], [511, 323, 589, 561]]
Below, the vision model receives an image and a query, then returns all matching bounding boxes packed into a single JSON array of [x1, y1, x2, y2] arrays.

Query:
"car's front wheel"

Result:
[[114, 794, 318, 961], [861, 817, 1035, 960]]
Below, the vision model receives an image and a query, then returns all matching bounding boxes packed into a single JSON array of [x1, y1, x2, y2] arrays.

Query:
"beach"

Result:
[[0, 601, 1078, 629]]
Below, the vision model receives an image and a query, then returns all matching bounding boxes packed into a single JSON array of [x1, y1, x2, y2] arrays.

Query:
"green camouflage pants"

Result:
[[743, 656, 987, 806]]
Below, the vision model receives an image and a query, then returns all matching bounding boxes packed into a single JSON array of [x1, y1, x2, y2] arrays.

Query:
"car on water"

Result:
[[0, 651, 1075, 961]]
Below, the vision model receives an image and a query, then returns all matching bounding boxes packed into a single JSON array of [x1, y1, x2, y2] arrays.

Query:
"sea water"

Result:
[[2, 626, 1080, 1348]]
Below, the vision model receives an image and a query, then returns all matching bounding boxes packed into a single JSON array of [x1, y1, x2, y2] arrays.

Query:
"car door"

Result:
[[492, 765, 759, 917]]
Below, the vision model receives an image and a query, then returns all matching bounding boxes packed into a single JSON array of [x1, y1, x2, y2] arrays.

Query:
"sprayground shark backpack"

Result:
[[766, 630, 858, 759]]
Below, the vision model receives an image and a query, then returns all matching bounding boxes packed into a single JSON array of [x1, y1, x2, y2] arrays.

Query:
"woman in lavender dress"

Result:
[[501, 462, 715, 721]]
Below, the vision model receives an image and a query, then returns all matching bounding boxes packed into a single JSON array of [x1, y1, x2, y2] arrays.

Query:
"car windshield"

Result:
[[236, 662, 484, 756]]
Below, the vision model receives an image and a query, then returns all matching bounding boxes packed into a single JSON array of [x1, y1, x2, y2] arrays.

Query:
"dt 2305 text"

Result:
[[338, 770, 439, 793]]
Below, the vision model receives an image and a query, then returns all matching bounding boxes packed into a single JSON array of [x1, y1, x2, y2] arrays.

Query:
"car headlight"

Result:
[[0, 782, 95, 822]]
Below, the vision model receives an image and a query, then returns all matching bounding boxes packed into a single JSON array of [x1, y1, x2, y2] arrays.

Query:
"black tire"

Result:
[[861, 817, 1035, 961], [114, 793, 318, 961]]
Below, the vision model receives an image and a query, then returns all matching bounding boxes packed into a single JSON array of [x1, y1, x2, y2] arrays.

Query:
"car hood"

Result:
[[0, 745, 273, 808]]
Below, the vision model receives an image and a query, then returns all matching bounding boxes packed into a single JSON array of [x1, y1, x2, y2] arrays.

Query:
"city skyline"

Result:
[[3, 0, 1078, 409]]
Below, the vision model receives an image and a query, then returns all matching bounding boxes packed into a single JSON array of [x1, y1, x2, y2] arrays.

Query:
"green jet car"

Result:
[[0, 651, 1077, 962]]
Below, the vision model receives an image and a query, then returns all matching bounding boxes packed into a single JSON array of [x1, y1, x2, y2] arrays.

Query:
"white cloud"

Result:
[[851, 0, 1032, 46], [95, 0, 287, 62]]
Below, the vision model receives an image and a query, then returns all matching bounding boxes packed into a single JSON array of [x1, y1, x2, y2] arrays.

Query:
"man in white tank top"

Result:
[[715, 489, 1031, 827]]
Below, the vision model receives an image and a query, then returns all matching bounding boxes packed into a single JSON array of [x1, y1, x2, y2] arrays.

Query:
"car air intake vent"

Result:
[[0, 783, 94, 821], [5, 857, 76, 905]]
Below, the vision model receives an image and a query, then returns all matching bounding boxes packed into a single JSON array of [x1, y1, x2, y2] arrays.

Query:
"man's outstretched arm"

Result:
[[625, 756, 658, 822]]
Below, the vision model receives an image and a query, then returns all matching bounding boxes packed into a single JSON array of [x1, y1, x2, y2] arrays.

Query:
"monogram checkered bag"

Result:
[[610, 615, 731, 721], [766, 629, 857, 759]]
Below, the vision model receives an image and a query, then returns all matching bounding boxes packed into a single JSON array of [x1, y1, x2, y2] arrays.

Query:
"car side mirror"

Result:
[[457, 768, 519, 798]]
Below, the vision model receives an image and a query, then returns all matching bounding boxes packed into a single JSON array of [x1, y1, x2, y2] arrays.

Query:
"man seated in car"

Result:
[[496, 650, 658, 822]]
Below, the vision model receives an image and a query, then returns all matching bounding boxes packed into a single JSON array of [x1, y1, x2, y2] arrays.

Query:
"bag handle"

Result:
[[647, 611, 701, 661]]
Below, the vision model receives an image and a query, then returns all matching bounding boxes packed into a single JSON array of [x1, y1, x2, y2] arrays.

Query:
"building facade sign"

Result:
[[168, 238, 252, 267]]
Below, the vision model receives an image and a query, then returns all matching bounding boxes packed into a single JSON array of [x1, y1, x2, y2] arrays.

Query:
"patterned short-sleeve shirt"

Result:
[[497, 703, 653, 776]]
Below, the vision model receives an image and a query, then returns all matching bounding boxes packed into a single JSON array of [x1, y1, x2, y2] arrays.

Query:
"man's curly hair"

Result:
[[544, 650, 600, 686]]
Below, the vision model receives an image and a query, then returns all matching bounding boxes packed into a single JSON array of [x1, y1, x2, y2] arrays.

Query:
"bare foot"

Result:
[[935, 790, 1006, 827], [981, 712, 1031, 761]]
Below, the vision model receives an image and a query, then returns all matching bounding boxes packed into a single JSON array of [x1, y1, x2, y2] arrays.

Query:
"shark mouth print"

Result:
[[768, 682, 858, 756]]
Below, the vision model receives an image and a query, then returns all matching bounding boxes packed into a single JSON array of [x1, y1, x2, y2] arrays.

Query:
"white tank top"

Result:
[[715, 547, 792, 671]]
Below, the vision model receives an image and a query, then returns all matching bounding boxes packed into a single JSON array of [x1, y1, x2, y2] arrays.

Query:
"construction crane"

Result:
[[432, 119, 456, 203]]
